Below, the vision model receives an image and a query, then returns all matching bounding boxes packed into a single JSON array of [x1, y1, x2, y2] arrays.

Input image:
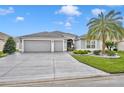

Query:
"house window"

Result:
[[86, 40, 95, 48]]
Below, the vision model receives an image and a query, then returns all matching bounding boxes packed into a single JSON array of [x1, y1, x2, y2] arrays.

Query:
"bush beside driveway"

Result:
[[0, 51, 7, 58], [72, 51, 124, 74]]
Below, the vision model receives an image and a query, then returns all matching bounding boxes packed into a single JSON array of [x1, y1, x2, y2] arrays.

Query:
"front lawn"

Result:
[[72, 51, 124, 74], [0, 51, 7, 58]]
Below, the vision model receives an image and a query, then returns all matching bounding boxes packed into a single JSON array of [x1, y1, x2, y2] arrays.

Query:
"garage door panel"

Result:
[[54, 40, 63, 52], [24, 40, 51, 52]]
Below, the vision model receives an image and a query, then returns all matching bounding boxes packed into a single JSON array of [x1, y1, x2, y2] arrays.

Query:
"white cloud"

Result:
[[0, 7, 15, 15], [16, 16, 24, 22], [92, 8, 106, 16], [56, 5, 81, 16], [64, 20, 72, 29], [54, 17, 75, 29], [65, 21, 72, 27]]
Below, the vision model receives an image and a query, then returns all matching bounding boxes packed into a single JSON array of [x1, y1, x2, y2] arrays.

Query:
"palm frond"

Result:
[[87, 10, 124, 42]]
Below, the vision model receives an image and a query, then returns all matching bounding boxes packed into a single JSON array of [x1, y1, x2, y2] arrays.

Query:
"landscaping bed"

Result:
[[72, 51, 124, 74], [72, 50, 120, 59]]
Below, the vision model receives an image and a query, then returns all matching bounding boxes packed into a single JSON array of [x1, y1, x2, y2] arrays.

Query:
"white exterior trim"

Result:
[[21, 38, 65, 40], [22, 39, 24, 53], [63, 40, 65, 52], [51, 40, 54, 52]]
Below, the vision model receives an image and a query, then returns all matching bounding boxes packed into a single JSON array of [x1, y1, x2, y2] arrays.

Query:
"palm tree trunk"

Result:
[[102, 41, 106, 54], [102, 34, 106, 54]]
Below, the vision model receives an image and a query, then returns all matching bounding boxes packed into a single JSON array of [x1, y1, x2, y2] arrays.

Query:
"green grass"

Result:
[[0, 51, 7, 58], [72, 51, 124, 74]]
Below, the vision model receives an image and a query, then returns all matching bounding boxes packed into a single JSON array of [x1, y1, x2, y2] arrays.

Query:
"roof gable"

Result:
[[19, 31, 78, 39], [0, 32, 10, 41]]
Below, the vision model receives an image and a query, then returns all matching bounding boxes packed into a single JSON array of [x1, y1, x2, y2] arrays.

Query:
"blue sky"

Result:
[[0, 5, 124, 37]]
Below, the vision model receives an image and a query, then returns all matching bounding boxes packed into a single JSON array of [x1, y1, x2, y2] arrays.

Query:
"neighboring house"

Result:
[[0, 32, 10, 51], [18, 31, 103, 53], [0, 32, 20, 51], [117, 40, 124, 51]]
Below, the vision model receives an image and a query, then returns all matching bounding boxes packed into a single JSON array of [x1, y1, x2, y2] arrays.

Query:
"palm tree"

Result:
[[87, 10, 124, 54]]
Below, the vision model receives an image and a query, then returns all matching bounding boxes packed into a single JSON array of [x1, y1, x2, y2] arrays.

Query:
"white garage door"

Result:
[[54, 40, 63, 52], [118, 42, 124, 51], [24, 40, 51, 52]]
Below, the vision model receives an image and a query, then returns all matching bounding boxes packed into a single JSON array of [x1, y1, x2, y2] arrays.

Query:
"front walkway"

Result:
[[0, 52, 109, 83]]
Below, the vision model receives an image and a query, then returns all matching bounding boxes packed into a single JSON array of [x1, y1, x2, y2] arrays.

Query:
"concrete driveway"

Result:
[[0, 52, 109, 83]]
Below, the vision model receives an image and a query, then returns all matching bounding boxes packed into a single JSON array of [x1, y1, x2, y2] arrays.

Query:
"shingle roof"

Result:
[[19, 31, 78, 39]]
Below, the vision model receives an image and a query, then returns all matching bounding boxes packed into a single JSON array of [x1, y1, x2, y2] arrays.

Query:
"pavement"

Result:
[[2, 74, 124, 87], [0, 52, 109, 84]]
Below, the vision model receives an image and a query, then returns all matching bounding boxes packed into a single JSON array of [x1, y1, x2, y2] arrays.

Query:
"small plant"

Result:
[[73, 50, 88, 54], [3, 37, 16, 54], [81, 50, 88, 54], [67, 47, 74, 51], [0, 51, 7, 57], [105, 41, 114, 51], [86, 50, 91, 53], [93, 50, 101, 55], [105, 50, 116, 56], [73, 50, 79, 54]]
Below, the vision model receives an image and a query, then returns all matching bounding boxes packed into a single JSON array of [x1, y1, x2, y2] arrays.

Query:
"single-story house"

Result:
[[0, 32, 10, 51], [117, 40, 124, 51], [0, 32, 20, 51], [19, 31, 103, 53]]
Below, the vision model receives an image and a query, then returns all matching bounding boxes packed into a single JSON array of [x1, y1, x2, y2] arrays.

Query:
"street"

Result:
[[1, 74, 124, 87]]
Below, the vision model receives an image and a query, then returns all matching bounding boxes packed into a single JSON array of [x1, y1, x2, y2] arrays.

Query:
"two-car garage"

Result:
[[19, 31, 76, 53], [23, 40, 64, 53]]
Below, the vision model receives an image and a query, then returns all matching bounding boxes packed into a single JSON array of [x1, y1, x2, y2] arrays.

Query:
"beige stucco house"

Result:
[[117, 40, 124, 51], [18, 31, 103, 53], [0, 32, 10, 51]]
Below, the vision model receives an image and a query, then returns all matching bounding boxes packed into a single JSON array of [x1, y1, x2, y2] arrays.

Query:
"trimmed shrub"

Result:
[[80, 50, 88, 54], [86, 50, 91, 53], [105, 50, 116, 56], [73, 50, 79, 54], [93, 50, 101, 55], [73, 50, 88, 54], [3, 37, 16, 54]]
